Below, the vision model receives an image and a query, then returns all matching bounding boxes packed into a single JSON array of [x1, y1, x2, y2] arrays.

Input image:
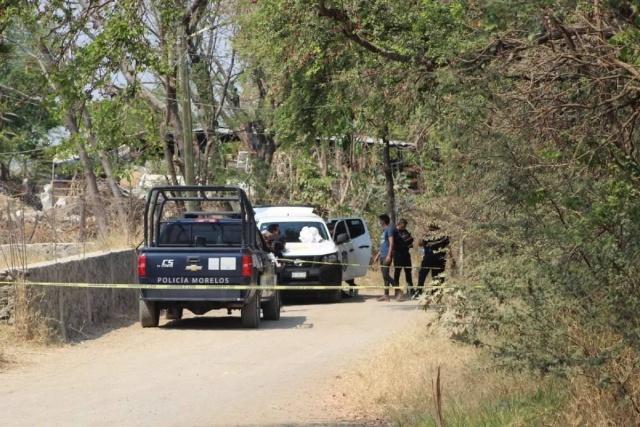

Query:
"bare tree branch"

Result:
[[316, 1, 436, 69]]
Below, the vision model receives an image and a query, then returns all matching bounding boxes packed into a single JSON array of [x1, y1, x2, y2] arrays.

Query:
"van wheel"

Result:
[[140, 300, 159, 327], [262, 291, 281, 321], [241, 293, 261, 328], [166, 307, 183, 320]]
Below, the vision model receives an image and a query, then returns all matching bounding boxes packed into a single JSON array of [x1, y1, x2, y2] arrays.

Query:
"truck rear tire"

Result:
[[241, 293, 261, 328], [166, 307, 183, 320], [262, 291, 281, 321], [140, 300, 160, 327]]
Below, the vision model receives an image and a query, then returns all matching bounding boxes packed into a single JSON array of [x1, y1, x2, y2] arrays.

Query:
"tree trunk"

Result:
[[162, 74, 180, 186], [63, 111, 108, 236], [381, 133, 396, 225], [319, 142, 328, 177], [0, 161, 9, 181], [167, 74, 186, 180], [187, 42, 219, 185], [96, 150, 127, 221], [201, 133, 219, 184], [237, 120, 277, 167], [163, 131, 180, 186], [82, 111, 129, 227], [334, 141, 343, 173], [179, 26, 195, 191], [258, 132, 277, 165], [78, 191, 86, 242], [230, 69, 277, 190]]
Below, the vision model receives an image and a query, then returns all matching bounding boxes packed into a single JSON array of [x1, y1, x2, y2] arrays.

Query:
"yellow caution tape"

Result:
[[276, 257, 446, 270], [0, 281, 481, 291]]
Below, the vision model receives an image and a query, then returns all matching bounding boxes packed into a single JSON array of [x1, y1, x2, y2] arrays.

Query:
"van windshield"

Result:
[[260, 222, 329, 243]]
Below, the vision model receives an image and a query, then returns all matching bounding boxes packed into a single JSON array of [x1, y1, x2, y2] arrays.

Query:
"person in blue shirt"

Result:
[[373, 214, 401, 301]]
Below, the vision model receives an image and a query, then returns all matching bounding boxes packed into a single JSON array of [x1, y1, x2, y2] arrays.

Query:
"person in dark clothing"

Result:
[[393, 218, 414, 295], [373, 214, 400, 301], [416, 224, 450, 297], [262, 223, 285, 258]]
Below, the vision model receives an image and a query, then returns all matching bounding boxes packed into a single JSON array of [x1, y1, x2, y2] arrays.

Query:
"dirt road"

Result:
[[1, 295, 423, 426]]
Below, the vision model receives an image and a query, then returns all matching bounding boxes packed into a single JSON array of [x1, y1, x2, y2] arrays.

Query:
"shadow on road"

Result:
[[387, 303, 422, 311], [161, 314, 308, 330], [67, 315, 137, 345], [282, 292, 374, 306], [244, 422, 368, 427]]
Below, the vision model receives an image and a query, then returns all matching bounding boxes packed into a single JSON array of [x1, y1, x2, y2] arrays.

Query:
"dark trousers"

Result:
[[417, 256, 445, 293], [380, 258, 396, 296], [393, 252, 413, 290]]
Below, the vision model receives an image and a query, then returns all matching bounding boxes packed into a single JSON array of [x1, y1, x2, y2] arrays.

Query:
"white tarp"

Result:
[[298, 226, 324, 243]]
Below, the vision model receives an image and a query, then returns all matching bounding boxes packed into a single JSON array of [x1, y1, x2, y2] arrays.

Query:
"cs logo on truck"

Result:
[[159, 259, 174, 268]]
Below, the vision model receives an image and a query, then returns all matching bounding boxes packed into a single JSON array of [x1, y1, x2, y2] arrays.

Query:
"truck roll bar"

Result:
[[143, 186, 256, 248]]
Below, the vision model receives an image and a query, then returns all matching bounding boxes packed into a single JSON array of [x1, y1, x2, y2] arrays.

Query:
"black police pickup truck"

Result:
[[137, 186, 280, 328]]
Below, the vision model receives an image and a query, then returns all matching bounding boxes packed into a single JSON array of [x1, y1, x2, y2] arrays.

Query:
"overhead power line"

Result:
[[0, 146, 50, 156]]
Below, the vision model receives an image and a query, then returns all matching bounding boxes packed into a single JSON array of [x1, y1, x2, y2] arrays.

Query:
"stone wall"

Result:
[[1, 249, 137, 341], [0, 284, 13, 322]]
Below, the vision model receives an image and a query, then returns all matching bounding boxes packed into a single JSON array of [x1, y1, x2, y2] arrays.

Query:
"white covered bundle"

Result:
[[298, 226, 323, 243]]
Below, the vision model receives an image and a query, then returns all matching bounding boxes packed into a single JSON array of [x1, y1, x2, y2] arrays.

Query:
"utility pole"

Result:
[[381, 130, 396, 225], [178, 24, 197, 211]]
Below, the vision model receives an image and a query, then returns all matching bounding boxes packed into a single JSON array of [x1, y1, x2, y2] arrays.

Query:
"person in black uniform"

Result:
[[416, 224, 450, 297], [393, 218, 414, 296], [262, 224, 285, 258]]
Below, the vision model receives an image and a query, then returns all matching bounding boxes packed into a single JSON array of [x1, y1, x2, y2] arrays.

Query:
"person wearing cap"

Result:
[[393, 218, 415, 297], [416, 224, 450, 297]]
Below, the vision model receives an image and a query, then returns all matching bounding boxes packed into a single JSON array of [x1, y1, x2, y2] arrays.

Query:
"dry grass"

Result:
[[0, 190, 143, 271], [96, 227, 141, 252], [0, 319, 62, 373], [331, 321, 562, 426], [561, 327, 640, 426], [0, 324, 9, 370], [564, 375, 640, 427], [0, 246, 77, 270], [338, 279, 640, 426], [0, 322, 32, 371]]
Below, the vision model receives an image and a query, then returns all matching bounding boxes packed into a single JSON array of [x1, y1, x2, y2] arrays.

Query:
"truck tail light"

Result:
[[138, 254, 147, 278], [241, 255, 252, 278]]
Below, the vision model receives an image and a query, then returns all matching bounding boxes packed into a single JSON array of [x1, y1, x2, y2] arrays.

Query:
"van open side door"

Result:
[[330, 217, 372, 281]]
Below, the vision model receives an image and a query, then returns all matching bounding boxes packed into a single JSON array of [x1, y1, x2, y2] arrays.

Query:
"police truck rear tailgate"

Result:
[[138, 248, 252, 301]]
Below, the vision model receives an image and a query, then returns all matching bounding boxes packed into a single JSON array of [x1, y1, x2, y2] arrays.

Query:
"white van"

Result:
[[254, 207, 372, 299]]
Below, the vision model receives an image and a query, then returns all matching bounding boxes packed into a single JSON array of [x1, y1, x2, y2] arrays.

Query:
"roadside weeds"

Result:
[[0, 321, 59, 372], [330, 320, 563, 426]]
